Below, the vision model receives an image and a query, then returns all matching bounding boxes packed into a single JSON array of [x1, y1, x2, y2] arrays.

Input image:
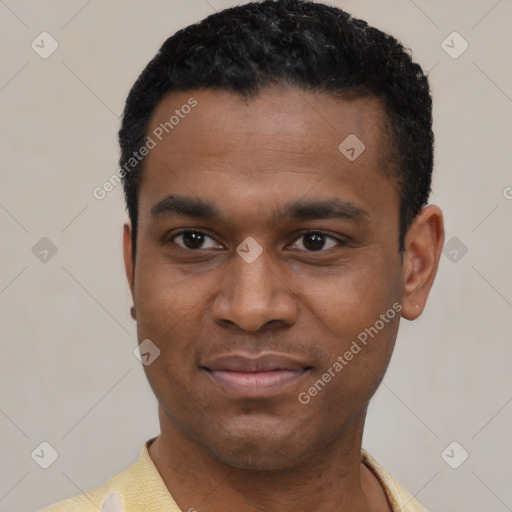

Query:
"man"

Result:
[[41, 0, 444, 511]]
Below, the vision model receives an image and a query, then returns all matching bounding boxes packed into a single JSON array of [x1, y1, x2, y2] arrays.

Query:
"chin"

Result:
[[199, 418, 317, 472], [209, 439, 306, 472]]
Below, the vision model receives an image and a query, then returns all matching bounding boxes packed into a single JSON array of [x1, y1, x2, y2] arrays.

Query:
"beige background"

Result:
[[1, 1, 511, 511]]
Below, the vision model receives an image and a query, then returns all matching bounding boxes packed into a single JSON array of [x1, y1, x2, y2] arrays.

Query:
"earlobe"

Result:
[[401, 205, 444, 320], [123, 222, 136, 298]]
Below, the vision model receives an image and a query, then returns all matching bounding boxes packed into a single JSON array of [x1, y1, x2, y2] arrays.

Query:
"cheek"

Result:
[[133, 252, 214, 337], [299, 300, 399, 421], [298, 256, 401, 394], [305, 255, 400, 335]]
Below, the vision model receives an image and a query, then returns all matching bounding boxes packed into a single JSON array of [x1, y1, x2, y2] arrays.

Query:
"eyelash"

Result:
[[166, 229, 348, 252]]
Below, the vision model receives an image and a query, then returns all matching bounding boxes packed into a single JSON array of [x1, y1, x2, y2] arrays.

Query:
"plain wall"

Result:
[[1, 1, 511, 511]]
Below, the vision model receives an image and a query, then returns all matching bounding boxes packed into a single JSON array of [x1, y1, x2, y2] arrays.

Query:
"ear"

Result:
[[401, 205, 444, 320], [123, 221, 135, 300]]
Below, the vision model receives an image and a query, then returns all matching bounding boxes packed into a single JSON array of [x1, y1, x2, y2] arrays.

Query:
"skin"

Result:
[[123, 86, 444, 512]]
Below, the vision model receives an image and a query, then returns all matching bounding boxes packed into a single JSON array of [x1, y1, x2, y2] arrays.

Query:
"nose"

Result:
[[211, 249, 298, 332]]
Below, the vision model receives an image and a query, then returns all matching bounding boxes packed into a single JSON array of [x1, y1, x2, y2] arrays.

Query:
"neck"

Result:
[[148, 406, 388, 512]]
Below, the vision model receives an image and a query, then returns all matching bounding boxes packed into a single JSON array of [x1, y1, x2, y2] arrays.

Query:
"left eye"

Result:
[[290, 232, 340, 251], [171, 231, 222, 250]]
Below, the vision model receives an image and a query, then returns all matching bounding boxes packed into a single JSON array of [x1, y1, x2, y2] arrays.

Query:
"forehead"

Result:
[[147, 86, 391, 161], [138, 86, 398, 223]]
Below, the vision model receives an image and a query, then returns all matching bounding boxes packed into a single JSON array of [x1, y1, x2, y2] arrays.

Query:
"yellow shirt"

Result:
[[39, 439, 428, 512]]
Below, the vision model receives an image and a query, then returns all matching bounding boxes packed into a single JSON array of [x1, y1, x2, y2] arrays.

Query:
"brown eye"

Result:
[[291, 231, 340, 251], [303, 232, 327, 251], [171, 231, 222, 250], [182, 231, 205, 249]]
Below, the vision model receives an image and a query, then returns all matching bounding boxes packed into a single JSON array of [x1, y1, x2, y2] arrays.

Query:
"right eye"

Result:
[[169, 230, 224, 251]]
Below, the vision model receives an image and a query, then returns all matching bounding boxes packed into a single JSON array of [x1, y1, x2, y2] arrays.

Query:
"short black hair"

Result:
[[119, 0, 433, 259]]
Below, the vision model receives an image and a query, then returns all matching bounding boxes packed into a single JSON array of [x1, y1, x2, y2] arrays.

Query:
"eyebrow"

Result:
[[151, 195, 220, 219], [285, 198, 369, 222], [150, 194, 369, 223]]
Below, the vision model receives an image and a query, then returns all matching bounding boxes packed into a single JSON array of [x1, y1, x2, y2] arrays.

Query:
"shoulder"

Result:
[[38, 463, 137, 512], [362, 450, 429, 512], [38, 439, 180, 512]]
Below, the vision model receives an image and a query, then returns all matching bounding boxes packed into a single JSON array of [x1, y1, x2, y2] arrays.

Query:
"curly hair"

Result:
[[119, 0, 433, 259]]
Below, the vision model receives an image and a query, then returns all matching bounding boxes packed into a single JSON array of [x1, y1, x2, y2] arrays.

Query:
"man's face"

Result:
[[127, 87, 405, 470]]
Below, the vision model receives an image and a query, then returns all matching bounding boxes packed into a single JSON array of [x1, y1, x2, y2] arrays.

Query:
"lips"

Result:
[[201, 353, 311, 397]]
